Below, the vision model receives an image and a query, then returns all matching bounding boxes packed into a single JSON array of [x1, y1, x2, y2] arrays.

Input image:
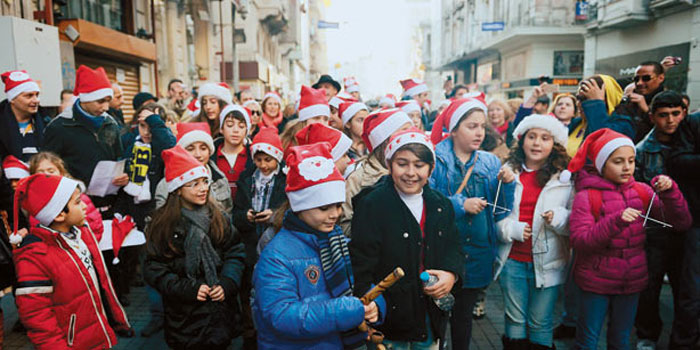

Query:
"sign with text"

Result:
[[481, 22, 505, 31]]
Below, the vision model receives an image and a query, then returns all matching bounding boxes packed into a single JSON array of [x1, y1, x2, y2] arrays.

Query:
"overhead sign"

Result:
[[481, 22, 505, 31], [318, 20, 339, 29]]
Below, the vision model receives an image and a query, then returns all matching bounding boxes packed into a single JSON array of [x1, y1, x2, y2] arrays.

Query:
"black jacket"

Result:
[[144, 215, 246, 349], [667, 111, 700, 226], [231, 169, 286, 266], [349, 176, 462, 343], [0, 99, 48, 161], [614, 86, 663, 143]]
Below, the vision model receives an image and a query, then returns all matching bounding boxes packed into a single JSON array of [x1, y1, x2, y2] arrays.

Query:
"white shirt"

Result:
[[398, 190, 424, 225], [60, 228, 100, 297]]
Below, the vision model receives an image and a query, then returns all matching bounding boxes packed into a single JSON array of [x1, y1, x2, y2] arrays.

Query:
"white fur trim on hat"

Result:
[[3, 167, 29, 180], [403, 84, 428, 97], [448, 100, 488, 132], [384, 131, 435, 162], [329, 96, 344, 109], [594, 137, 635, 174], [79, 87, 114, 103], [331, 133, 353, 161], [400, 102, 421, 115], [242, 100, 259, 108], [298, 104, 330, 121], [341, 103, 368, 125], [219, 104, 251, 131], [34, 177, 80, 226], [263, 92, 282, 105], [345, 84, 360, 93], [379, 96, 396, 108], [512, 114, 569, 147], [6, 81, 40, 101], [251, 142, 284, 162], [199, 83, 232, 104], [287, 180, 346, 212], [177, 130, 215, 153], [368, 112, 413, 149], [166, 165, 209, 193]]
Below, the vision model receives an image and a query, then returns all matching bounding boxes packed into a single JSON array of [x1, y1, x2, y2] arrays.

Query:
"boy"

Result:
[[215, 104, 253, 200], [12, 174, 132, 350]]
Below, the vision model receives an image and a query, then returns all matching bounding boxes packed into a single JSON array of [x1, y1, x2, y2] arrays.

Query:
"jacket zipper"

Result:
[[67, 313, 76, 346]]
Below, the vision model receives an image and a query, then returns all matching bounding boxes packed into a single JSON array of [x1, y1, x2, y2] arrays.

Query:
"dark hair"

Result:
[[681, 93, 690, 108], [195, 97, 228, 136], [221, 109, 248, 130], [449, 84, 468, 98], [481, 126, 504, 152], [650, 90, 686, 114], [535, 95, 550, 105], [506, 131, 570, 187], [132, 102, 167, 126], [388, 143, 435, 172], [639, 61, 664, 75], [167, 79, 183, 91], [60, 89, 73, 99], [372, 138, 390, 168]]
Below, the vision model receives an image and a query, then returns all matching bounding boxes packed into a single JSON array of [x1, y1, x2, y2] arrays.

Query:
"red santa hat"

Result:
[[396, 100, 421, 115], [400, 78, 428, 97], [219, 104, 251, 131], [298, 85, 330, 121], [563, 128, 635, 182], [74, 65, 113, 102], [110, 214, 135, 264], [198, 82, 232, 104], [1, 70, 40, 101], [344, 77, 360, 93], [162, 145, 210, 193], [13, 174, 81, 233], [512, 114, 569, 147], [338, 101, 368, 125], [251, 127, 284, 162], [329, 91, 357, 110], [285, 142, 346, 212], [362, 108, 413, 152], [430, 96, 488, 145], [186, 98, 201, 118], [385, 127, 435, 162], [295, 123, 352, 162], [3, 156, 29, 180], [176, 122, 215, 153], [379, 94, 397, 108], [262, 91, 282, 106]]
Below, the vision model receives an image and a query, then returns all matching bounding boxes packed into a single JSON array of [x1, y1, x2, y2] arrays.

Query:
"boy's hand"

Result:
[[196, 284, 211, 301], [464, 198, 487, 215], [363, 301, 379, 323], [423, 270, 456, 299], [621, 208, 641, 223], [254, 209, 273, 223], [246, 209, 256, 223], [654, 175, 673, 192], [209, 285, 225, 302], [112, 174, 129, 186]]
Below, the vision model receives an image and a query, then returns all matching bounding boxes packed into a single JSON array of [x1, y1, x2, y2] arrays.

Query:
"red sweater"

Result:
[[509, 170, 543, 263], [215, 144, 249, 200]]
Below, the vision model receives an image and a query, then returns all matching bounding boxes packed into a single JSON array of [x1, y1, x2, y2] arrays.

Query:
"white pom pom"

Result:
[[112, 257, 120, 265], [9, 233, 23, 245], [559, 170, 571, 183]]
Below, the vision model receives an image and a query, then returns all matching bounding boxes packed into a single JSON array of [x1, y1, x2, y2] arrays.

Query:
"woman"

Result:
[[487, 99, 514, 140], [192, 82, 232, 138], [339, 101, 370, 160], [243, 99, 263, 137], [549, 94, 577, 126], [495, 115, 573, 350], [350, 127, 462, 349], [261, 91, 283, 129]]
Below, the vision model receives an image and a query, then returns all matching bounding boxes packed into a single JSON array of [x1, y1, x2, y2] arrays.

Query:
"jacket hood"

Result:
[[574, 166, 636, 192]]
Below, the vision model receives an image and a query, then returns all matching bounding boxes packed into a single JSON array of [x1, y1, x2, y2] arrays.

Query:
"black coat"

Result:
[[0, 99, 48, 162], [349, 176, 462, 343], [667, 111, 700, 226], [144, 215, 246, 349]]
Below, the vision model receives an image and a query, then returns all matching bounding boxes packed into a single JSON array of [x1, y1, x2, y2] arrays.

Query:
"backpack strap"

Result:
[[587, 189, 603, 221], [632, 182, 652, 212]]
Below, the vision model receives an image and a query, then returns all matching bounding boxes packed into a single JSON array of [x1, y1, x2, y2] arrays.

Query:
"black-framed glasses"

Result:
[[633, 75, 653, 83]]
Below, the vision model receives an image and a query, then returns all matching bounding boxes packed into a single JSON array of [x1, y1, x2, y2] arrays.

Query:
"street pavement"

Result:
[[2, 282, 675, 349]]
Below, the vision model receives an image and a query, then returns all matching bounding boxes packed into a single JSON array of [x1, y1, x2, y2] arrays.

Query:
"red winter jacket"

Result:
[[13, 224, 130, 350]]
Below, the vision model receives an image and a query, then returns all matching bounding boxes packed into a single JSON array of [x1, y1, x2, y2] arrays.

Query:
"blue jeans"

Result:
[[576, 290, 639, 350], [385, 316, 438, 350], [498, 259, 559, 346]]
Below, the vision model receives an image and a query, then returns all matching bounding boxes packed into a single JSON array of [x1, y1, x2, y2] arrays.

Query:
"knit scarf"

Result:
[[495, 121, 510, 137], [181, 206, 222, 286], [261, 112, 283, 128], [282, 211, 366, 349]]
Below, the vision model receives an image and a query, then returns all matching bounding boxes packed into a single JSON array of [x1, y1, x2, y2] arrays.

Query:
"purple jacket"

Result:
[[569, 168, 691, 295]]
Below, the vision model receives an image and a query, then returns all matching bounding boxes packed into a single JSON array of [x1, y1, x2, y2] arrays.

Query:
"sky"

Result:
[[324, 0, 426, 99]]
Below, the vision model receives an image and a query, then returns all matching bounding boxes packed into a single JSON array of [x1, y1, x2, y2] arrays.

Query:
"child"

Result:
[[214, 104, 253, 200], [191, 82, 232, 137], [253, 142, 381, 349], [3, 156, 29, 191], [429, 97, 516, 350], [297, 85, 331, 126], [144, 146, 245, 350], [567, 128, 691, 350], [495, 115, 573, 349], [350, 127, 461, 349], [2, 156, 31, 243], [396, 100, 424, 130], [295, 123, 353, 175], [338, 101, 369, 160], [13, 174, 132, 349]]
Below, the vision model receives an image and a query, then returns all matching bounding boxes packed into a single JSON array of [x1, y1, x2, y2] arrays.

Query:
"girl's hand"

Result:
[[497, 166, 515, 184], [579, 79, 605, 101], [654, 175, 672, 192], [522, 224, 533, 241], [621, 208, 641, 223], [196, 284, 211, 301], [463, 198, 487, 215], [363, 301, 379, 323], [246, 210, 256, 223], [423, 270, 456, 299], [254, 209, 273, 223], [541, 211, 554, 225], [209, 285, 225, 302]]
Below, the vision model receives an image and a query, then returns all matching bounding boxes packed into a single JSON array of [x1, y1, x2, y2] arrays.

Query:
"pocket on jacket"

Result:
[[67, 313, 76, 346], [382, 283, 417, 333]]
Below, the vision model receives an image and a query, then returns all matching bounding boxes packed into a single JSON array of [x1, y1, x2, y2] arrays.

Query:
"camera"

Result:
[[621, 96, 630, 104]]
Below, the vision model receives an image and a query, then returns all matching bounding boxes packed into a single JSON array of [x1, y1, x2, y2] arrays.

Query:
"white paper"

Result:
[[86, 160, 125, 197], [98, 220, 146, 251]]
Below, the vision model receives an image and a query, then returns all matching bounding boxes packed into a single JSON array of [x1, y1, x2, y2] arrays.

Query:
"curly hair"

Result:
[[505, 131, 570, 187]]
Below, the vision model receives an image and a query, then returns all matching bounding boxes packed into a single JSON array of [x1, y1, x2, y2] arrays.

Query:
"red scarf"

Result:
[[495, 121, 510, 137], [262, 112, 283, 128]]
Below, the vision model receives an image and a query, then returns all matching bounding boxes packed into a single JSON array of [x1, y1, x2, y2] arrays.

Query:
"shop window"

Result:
[[553, 51, 584, 76], [62, 0, 124, 32]]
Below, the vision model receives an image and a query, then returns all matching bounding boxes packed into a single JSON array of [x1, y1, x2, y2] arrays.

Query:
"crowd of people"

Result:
[[0, 55, 697, 350]]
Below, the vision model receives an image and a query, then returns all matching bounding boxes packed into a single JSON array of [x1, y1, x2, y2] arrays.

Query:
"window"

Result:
[[553, 51, 584, 76], [63, 0, 124, 32]]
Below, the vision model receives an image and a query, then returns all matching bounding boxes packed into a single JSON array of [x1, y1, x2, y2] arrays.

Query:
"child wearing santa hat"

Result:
[[253, 142, 383, 350], [350, 127, 461, 349], [428, 97, 516, 350], [396, 100, 424, 130], [338, 101, 369, 160], [400, 78, 431, 129], [295, 123, 353, 175], [329, 91, 357, 131], [566, 128, 690, 350], [13, 174, 133, 350], [214, 104, 254, 200], [191, 82, 232, 137], [144, 145, 245, 350]]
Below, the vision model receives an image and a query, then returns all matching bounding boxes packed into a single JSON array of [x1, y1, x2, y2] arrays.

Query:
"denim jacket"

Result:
[[635, 128, 671, 184]]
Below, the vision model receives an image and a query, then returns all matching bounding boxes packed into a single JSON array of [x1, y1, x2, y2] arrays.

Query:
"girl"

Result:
[[340, 108, 413, 236], [297, 85, 331, 126], [350, 127, 461, 349], [487, 99, 514, 140], [429, 97, 516, 350], [339, 101, 369, 160], [145, 145, 245, 350], [242, 99, 263, 137], [397, 100, 424, 130], [193, 82, 232, 137], [214, 104, 253, 200], [567, 128, 691, 350], [261, 91, 283, 129], [549, 94, 577, 126], [253, 143, 380, 349], [495, 115, 573, 350]]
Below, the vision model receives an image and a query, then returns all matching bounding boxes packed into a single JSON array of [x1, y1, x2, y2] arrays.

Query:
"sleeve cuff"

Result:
[[511, 222, 528, 242]]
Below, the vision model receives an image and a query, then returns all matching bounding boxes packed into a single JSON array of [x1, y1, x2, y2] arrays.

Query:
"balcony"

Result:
[[586, 0, 650, 30], [256, 0, 288, 35]]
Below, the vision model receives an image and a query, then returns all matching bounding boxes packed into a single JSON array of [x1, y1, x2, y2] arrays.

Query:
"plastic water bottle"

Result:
[[420, 271, 455, 312]]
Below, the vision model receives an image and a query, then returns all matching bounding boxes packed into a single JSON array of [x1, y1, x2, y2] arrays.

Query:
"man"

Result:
[[449, 84, 468, 99], [312, 74, 340, 101], [616, 61, 666, 143], [533, 95, 550, 114], [237, 89, 254, 104], [44, 65, 128, 211], [158, 78, 188, 116], [634, 91, 688, 350], [59, 89, 74, 114], [132, 92, 156, 111], [400, 78, 431, 130], [108, 83, 125, 126], [0, 70, 47, 162]]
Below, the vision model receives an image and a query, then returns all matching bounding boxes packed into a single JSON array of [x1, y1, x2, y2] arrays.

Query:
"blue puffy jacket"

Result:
[[253, 225, 385, 349], [429, 138, 514, 288]]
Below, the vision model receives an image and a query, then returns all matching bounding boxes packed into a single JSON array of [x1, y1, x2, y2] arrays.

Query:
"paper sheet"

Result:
[[86, 160, 125, 197]]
